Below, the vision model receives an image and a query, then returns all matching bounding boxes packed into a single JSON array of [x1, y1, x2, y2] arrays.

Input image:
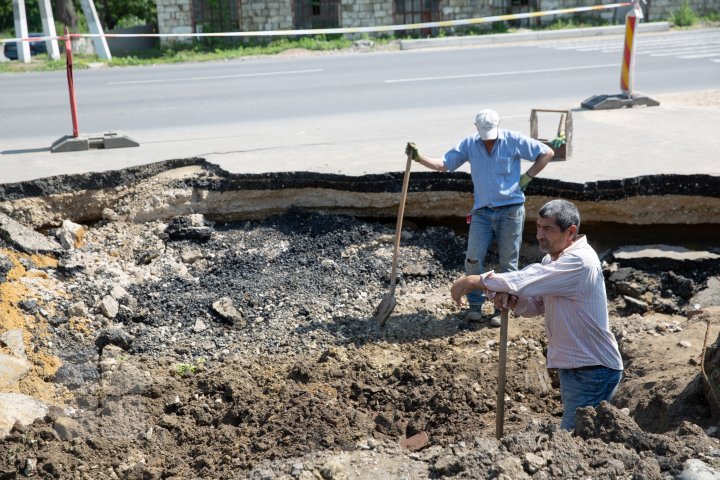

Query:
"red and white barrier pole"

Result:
[[620, 0, 643, 98], [51, 27, 138, 152], [64, 27, 80, 138]]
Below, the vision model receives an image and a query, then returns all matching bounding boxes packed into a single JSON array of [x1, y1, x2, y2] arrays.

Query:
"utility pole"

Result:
[[79, 0, 112, 60], [11, 0, 61, 62], [12, 0, 31, 63], [38, 0, 61, 60]]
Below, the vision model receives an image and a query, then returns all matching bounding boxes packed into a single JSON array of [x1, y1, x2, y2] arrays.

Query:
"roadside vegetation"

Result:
[[1, 1, 718, 74]]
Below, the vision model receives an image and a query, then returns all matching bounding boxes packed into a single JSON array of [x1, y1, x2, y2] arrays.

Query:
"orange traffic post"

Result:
[[620, 0, 643, 97], [580, 0, 658, 110]]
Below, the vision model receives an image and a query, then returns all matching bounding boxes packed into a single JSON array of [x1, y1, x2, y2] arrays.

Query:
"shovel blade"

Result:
[[373, 291, 397, 327]]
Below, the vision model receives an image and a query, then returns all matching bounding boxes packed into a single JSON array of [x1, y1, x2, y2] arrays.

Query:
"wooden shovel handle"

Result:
[[390, 153, 413, 288], [496, 308, 509, 440]]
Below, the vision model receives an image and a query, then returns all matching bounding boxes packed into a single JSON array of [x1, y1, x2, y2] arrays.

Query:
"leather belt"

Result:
[[481, 203, 524, 211], [574, 365, 604, 371]]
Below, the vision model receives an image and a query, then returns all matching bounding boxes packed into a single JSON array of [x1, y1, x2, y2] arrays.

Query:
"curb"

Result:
[[399, 22, 670, 50]]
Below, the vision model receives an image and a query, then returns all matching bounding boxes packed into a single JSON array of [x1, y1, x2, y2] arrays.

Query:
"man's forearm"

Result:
[[450, 274, 486, 305], [415, 154, 448, 172], [526, 149, 554, 178]]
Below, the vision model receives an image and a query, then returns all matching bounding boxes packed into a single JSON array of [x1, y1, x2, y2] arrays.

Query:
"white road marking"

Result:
[[108, 68, 325, 85], [538, 30, 720, 63], [650, 46, 720, 57], [384, 63, 617, 83], [679, 51, 720, 59]]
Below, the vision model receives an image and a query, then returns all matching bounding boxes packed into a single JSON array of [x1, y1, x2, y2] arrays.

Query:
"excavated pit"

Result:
[[1, 158, 719, 229], [0, 159, 719, 479]]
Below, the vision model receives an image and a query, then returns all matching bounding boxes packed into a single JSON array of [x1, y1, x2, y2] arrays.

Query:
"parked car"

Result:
[[3, 33, 47, 60]]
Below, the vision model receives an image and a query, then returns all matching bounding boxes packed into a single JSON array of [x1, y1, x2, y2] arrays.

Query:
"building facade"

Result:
[[156, 0, 714, 46]]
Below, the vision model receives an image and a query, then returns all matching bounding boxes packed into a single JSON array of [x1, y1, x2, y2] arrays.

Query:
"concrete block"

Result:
[[0, 353, 30, 388], [0, 393, 49, 438]]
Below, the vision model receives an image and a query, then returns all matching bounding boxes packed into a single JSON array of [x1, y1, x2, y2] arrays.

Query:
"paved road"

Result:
[[537, 27, 720, 62], [1, 28, 719, 183]]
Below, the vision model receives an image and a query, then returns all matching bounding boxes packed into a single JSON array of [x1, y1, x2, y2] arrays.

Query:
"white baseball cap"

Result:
[[474, 109, 500, 140]]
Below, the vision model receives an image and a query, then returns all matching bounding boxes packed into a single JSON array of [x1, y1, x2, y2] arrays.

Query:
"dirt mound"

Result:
[[1, 209, 719, 478]]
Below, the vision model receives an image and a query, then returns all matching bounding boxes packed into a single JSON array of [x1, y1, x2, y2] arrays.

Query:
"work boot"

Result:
[[488, 310, 502, 328], [466, 304, 484, 322]]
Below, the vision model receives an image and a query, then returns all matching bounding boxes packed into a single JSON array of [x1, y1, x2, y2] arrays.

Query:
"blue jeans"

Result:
[[558, 366, 623, 430], [465, 204, 525, 305]]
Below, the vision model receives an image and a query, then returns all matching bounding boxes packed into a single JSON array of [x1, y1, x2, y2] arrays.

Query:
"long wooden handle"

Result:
[[389, 153, 413, 288], [496, 308, 509, 440]]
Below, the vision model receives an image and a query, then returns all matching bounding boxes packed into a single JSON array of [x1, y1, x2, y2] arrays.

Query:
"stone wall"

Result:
[[239, 0, 293, 33], [440, 0, 486, 22], [534, 0, 713, 24], [538, 0, 625, 24], [340, 0, 393, 29], [155, 0, 717, 41], [156, 0, 193, 46]]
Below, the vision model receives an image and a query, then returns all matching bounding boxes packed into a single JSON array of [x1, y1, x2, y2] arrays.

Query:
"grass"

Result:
[[539, 17, 611, 30], [0, 34, 358, 73], [112, 33, 358, 66], [670, 0, 698, 27]]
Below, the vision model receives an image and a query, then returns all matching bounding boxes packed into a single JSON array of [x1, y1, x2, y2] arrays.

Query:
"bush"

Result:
[[671, 0, 697, 27], [700, 11, 720, 23]]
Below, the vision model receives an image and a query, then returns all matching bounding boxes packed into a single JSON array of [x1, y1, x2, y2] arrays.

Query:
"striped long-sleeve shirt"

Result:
[[482, 235, 623, 371]]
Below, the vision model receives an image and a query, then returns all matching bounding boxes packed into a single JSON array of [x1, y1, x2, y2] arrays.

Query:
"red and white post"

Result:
[[50, 25, 138, 152], [580, 0, 658, 109], [63, 27, 80, 138], [620, 0, 643, 98]]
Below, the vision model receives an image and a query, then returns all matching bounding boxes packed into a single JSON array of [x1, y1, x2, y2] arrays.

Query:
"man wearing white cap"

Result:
[[406, 109, 554, 326]]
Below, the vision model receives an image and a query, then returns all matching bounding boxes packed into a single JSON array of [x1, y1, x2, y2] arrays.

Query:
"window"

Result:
[[394, 0, 440, 35], [294, 0, 340, 29]]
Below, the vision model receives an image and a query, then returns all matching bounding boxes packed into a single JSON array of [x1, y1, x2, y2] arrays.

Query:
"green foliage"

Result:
[[0, 56, 78, 73], [0, 0, 155, 33], [0, 0, 42, 32], [671, 0, 697, 27], [173, 357, 206, 377], [491, 21, 509, 34], [0, 33, 354, 71], [700, 11, 720, 23], [542, 16, 611, 31], [0, 2, 13, 32], [95, 0, 157, 30]]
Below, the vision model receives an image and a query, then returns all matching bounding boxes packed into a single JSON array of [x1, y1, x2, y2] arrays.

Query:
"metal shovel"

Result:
[[373, 152, 413, 327], [496, 308, 510, 440]]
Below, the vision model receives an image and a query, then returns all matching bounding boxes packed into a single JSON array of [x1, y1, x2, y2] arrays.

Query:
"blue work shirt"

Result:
[[443, 129, 550, 211]]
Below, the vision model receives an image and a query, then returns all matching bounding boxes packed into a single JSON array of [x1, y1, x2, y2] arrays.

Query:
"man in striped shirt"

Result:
[[450, 199, 623, 431]]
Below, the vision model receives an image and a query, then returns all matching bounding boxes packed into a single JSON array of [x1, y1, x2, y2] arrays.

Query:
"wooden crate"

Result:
[[530, 109, 572, 161]]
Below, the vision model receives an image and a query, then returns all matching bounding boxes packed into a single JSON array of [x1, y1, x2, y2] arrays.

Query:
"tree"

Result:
[[0, 0, 14, 32], [54, 0, 78, 30], [95, 0, 156, 30], [0, 0, 156, 33]]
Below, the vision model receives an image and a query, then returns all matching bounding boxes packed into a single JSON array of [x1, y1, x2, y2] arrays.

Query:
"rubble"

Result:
[[0, 172, 719, 478]]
